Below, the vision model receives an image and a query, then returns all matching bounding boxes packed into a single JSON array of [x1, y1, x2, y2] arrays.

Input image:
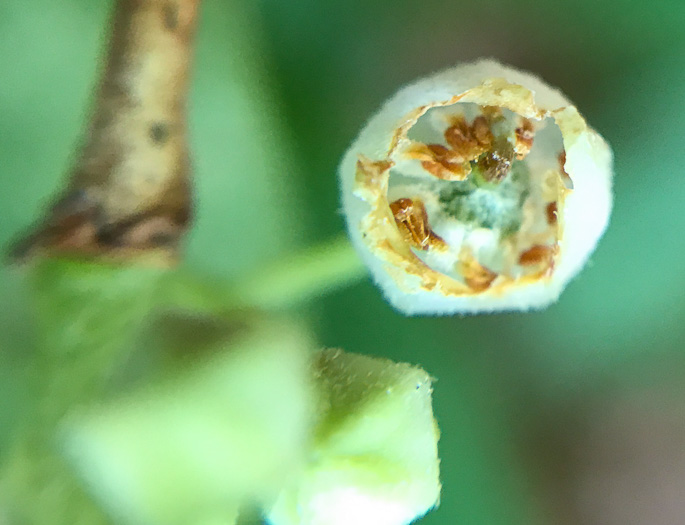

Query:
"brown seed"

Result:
[[518, 245, 555, 266], [472, 116, 494, 149], [546, 202, 558, 225], [425, 144, 460, 163], [407, 143, 470, 181], [444, 116, 491, 161], [477, 142, 514, 183], [444, 118, 470, 152], [459, 252, 498, 291], [389, 198, 445, 250]]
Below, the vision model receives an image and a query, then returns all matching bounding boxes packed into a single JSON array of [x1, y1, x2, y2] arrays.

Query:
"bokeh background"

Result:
[[2, 0, 685, 523]]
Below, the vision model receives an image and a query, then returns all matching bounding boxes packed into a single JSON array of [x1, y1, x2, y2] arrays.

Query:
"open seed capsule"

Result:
[[340, 60, 613, 315]]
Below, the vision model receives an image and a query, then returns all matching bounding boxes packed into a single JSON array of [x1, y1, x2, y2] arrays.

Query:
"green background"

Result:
[[2, 0, 685, 523]]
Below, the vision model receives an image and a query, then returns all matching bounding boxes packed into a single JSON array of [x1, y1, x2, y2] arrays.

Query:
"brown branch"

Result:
[[10, 0, 202, 264]]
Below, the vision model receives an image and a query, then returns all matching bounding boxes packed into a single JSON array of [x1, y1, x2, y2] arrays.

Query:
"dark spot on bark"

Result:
[[172, 204, 192, 227], [149, 122, 169, 145], [163, 2, 179, 30], [96, 222, 127, 247], [92, 110, 114, 132], [95, 211, 142, 246], [149, 232, 176, 246]]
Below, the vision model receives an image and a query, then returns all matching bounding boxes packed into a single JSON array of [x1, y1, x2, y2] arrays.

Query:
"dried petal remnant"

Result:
[[390, 198, 446, 250], [558, 151, 574, 189]]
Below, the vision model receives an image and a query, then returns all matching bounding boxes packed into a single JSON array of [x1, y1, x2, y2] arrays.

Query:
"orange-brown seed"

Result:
[[458, 252, 498, 291], [518, 245, 556, 266], [407, 143, 471, 181], [444, 116, 492, 161], [546, 202, 558, 225], [390, 198, 446, 250]]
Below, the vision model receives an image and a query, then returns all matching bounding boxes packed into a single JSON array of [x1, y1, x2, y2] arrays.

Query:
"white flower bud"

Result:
[[340, 59, 613, 315]]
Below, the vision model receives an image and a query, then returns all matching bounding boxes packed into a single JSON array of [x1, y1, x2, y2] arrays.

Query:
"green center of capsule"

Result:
[[437, 161, 531, 235]]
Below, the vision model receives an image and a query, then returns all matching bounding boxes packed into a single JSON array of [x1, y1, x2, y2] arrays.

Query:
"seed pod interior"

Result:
[[340, 60, 613, 315]]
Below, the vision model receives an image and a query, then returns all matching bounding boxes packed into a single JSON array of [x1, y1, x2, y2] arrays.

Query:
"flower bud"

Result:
[[340, 59, 613, 315], [267, 349, 440, 525]]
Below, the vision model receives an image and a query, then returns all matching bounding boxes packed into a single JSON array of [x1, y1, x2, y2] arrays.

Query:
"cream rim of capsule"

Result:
[[340, 60, 613, 315]]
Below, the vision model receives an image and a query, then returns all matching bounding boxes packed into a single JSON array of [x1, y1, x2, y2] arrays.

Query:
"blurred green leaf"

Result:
[[185, 0, 309, 277], [63, 319, 315, 525]]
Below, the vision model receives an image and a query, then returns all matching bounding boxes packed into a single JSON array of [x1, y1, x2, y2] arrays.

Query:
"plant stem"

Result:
[[165, 234, 367, 313], [1, 0, 203, 521], [11, 0, 201, 263], [232, 234, 366, 309]]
